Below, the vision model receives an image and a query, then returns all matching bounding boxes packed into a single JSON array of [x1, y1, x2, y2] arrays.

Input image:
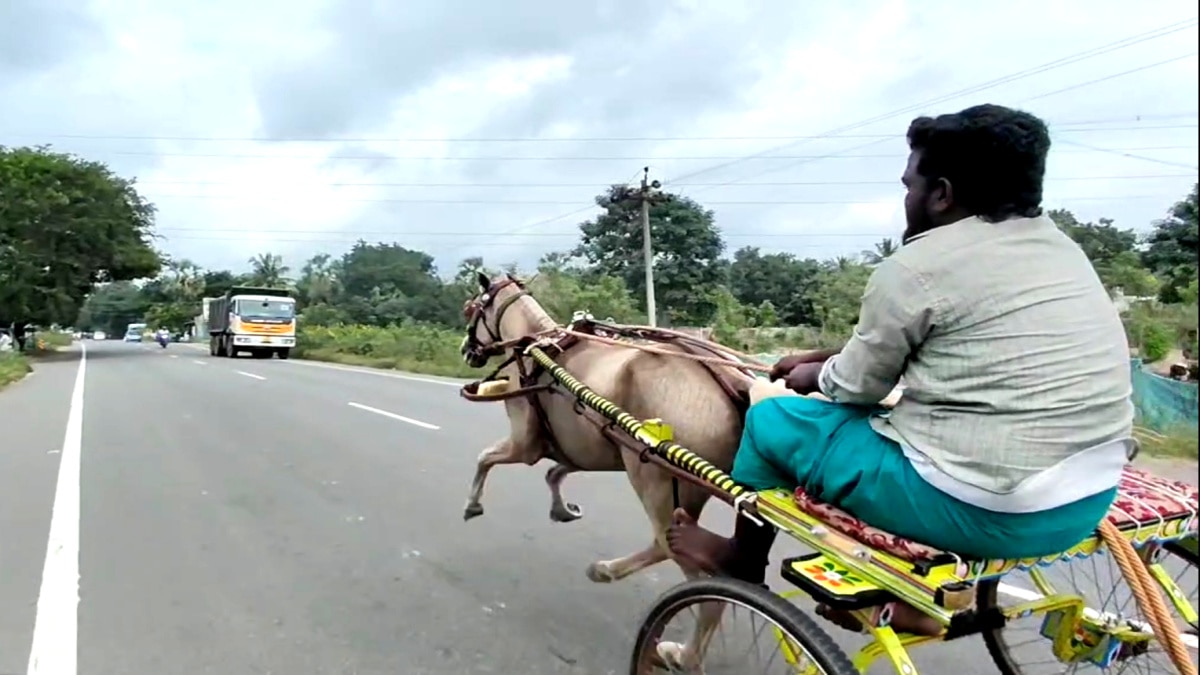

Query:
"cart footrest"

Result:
[[780, 553, 895, 610]]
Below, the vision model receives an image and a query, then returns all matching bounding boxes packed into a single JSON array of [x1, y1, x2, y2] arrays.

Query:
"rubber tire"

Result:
[[277, 348, 290, 360], [224, 337, 235, 358], [978, 538, 1199, 675], [628, 576, 857, 675]]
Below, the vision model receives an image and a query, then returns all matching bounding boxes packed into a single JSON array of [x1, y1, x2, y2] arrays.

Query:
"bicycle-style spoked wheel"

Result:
[[979, 539, 1198, 674], [629, 577, 857, 675]]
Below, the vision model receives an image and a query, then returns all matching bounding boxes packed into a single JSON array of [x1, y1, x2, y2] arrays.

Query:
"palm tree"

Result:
[[248, 253, 290, 287], [296, 253, 337, 305], [861, 237, 898, 265]]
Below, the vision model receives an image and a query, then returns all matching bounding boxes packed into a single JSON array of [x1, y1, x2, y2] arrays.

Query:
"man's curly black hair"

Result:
[[906, 104, 1051, 223]]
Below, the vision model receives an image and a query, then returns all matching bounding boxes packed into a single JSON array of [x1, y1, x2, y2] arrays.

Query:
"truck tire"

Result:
[[277, 348, 290, 360], [209, 337, 218, 356], [224, 336, 236, 358]]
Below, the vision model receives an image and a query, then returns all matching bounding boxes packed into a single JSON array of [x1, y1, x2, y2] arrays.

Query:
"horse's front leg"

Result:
[[545, 463, 583, 523], [464, 437, 525, 521]]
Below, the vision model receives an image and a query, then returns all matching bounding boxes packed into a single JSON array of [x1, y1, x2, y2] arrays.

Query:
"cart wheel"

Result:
[[978, 538, 1198, 674], [629, 576, 857, 674]]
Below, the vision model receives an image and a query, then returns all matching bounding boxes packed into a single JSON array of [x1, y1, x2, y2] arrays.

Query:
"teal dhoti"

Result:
[[730, 396, 1116, 560]]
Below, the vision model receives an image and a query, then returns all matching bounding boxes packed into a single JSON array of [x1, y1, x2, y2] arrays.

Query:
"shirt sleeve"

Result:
[[818, 258, 936, 405]]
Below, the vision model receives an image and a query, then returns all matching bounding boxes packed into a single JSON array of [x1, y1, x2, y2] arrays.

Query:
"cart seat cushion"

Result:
[[792, 466, 1199, 563]]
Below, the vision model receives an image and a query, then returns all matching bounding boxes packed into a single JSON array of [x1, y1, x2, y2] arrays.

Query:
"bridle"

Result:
[[462, 275, 529, 363]]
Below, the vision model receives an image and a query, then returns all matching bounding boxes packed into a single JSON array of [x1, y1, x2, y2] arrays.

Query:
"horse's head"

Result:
[[461, 271, 529, 368]]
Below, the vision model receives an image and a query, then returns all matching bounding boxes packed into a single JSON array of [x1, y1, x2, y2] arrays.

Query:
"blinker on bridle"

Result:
[[464, 277, 527, 360]]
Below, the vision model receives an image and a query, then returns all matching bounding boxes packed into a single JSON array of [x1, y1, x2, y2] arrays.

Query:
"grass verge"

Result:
[[34, 331, 74, 350], [0, 352, 32, 391], [1135, 426, 1199, 460], [294, 323, 477, 378], [294, 323, 1199, 460]]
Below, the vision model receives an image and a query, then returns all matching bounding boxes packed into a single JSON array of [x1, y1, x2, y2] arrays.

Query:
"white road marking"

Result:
[[235, 370, 266, 381], [179, 343, 464, 386], [347, 402, 441, 430], [997, 582, 1199, 649], [288, 359, 462, 387], [192, 360, 207, 366], [27, 343, 86, 675], [169, 355, 179, 359]]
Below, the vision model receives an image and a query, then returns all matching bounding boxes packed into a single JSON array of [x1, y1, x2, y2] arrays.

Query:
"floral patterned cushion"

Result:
[[792, 466, 1199, 563]]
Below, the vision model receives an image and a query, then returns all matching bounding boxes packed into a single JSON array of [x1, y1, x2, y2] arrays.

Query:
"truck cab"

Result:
[[207, 287, 297, 359]]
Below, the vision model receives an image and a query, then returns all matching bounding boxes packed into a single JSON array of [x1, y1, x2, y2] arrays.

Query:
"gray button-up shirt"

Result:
[[819, 214, 1134, 513]]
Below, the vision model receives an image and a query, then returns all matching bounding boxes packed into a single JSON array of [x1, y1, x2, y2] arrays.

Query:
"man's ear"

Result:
[[931, 178, 954, 213], [477, 272, 490, 290]]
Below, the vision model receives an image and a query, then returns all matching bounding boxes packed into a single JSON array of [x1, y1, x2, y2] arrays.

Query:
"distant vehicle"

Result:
[[124, 322, 148, 342], [206, 286, 297, 359], [94, 331, 107, 340]]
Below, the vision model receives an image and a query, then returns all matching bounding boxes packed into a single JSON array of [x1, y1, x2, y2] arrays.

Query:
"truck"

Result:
[[206, 286, 297, 359]]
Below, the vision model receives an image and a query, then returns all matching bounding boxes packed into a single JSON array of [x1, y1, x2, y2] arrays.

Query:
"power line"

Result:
[[8, 115, 1197, 144], [127, 173, 1198, 189], [673, 56, 1199, 197], [1055, 139, 1200, 170], [133, 194, 1180, 205], [1022, 53, 1198, 103], [660, 18, 1200, 188], [149, 223, 1166, 238], [98, 139, 1195, 163], [433, 18, 1200, 256]]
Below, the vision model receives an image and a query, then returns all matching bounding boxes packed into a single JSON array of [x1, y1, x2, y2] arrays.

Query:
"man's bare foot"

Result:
[[665, 508, 737, 575], [816, 602, 943, 637]]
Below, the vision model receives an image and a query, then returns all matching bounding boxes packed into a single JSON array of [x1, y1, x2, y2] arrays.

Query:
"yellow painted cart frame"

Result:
[[522, 345, 1200, 674]]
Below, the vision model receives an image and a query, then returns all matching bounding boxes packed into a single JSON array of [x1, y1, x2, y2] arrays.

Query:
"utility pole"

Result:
[[632, 167, 663, 326]]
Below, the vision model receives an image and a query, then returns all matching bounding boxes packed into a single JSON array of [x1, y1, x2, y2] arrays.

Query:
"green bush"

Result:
[[294, 322, 478, 378], [1139, 321, 1174, 363], [0, 353, 31, 390]]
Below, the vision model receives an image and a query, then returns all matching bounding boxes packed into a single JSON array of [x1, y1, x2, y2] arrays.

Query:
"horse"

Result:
[[458, 272, 756, 590]]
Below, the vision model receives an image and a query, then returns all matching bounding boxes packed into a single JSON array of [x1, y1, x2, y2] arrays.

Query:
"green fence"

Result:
[[1131, 358, 1199, 433]]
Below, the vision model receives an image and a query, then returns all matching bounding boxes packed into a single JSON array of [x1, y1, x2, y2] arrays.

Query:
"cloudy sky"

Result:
[[2, 0, 1196, 278]]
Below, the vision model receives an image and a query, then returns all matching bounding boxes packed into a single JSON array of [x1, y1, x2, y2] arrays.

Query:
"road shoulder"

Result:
[[0, 349, 80, 674]]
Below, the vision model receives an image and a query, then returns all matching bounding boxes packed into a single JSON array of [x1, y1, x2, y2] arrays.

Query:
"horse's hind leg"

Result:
[[586, 541, 669, 583], [586, 454, 710, 584], [463, 437, 523, 521], [545, 464, 583, 523]]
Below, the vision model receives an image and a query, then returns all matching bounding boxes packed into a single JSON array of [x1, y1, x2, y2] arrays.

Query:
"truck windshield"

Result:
[[235, 299, 295, 320]]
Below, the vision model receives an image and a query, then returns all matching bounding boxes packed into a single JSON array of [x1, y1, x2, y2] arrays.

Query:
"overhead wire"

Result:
[[437, 18, 1199, 255]]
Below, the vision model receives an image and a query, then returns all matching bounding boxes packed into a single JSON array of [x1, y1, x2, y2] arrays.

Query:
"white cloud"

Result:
[[1, 0, 1195, 276]]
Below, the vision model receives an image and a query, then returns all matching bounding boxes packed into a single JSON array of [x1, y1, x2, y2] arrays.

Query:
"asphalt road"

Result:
[[0, 340, 1195, 674]]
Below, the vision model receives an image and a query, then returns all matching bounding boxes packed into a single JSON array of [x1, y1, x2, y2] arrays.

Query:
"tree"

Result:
[[75, 281, 150, 335], [336, 240, 458, 325], [201, 270, 245, 297], [0, 145, 160, 325], [295, 253, 339, 307], [1048, 209, 1160, 296], [574, 185, 726, 325], [1141, 184, 1198, 303], [861, 237, 899, 265], [805, 261, 873, 339], [727, 246, 821, 326], [247, 252, 290, 287]]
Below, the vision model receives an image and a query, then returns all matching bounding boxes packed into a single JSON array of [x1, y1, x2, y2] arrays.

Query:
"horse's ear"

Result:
[[476, 271, 490, 290]]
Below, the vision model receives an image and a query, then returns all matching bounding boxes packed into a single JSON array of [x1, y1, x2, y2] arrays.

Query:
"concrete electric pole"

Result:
[[631, 167, 663, 326]]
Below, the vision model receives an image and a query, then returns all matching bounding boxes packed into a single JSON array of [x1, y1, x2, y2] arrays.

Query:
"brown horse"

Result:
[[459, 272, 755, 590]]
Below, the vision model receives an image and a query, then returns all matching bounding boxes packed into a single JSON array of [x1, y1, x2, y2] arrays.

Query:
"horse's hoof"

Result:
[[586, 562, 614, 583], [550, 502, 583, 523], [655, 642, 690, 670], [463, 503, 484, 521]]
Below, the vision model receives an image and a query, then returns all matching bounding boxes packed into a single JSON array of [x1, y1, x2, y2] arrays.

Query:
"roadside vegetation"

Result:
[[3, 143, 1195, 454], [0, 353, 31, 391]]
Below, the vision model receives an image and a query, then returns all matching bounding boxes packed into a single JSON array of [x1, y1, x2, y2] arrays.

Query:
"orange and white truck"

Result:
[[205, 286, 297, 359]]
